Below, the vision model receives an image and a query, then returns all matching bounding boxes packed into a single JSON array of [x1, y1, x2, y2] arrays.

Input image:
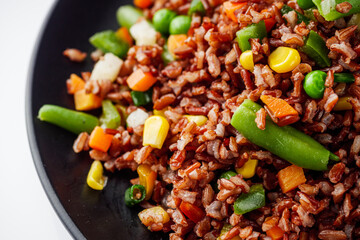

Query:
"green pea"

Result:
[[153, 9, 177, 35], [303, 70, 327, 99], [169, 15, 191, 35], [188, 0, 206, 16]]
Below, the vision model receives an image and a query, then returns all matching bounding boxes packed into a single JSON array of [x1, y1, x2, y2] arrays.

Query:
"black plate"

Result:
[[26, 0, 166, 239]]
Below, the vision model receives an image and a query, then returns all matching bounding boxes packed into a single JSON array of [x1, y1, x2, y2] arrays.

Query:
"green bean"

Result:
[[89, 30, 129, 58], [131, 90, 152, 106], [153, 9, 177, 35], [99, 100, 121, 129], [169, 15, 191, 35], [124, 184, 146, 207], [334, 73, 355, 83], [38, 104, 99, 134], [117, 5, 143, 29]]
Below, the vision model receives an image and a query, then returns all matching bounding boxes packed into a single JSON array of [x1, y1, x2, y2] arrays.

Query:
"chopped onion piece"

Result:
[[126, 109, 149, 128], [90, 53, 123, 82], [130, 20, 157, 46]]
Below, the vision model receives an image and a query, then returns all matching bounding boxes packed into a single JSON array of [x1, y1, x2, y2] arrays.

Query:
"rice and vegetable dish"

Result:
[[38, 0, 360, 239]]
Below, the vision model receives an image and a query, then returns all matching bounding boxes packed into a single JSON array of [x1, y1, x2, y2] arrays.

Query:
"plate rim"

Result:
[[25, 1, 85, 239]]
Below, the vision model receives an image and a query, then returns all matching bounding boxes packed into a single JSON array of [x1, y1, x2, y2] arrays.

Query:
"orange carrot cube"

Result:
[[89, 126, 113, 152], [67, 74, 85, 94], [278, 165, 306, 193], [74, 89, 102, 111], [126, 69, 157, 92]]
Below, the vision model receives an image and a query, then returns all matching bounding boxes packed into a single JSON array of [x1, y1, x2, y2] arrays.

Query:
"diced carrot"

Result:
[[179, 201, 205, 223], [261, 9, 277, 32], [278, 165, 306, 193], [116, 27, 133, 46], [168, 34, 187, 57], [126, 69, 157, 92], [264, 17, 276, 32], [266, 226, 285, 240], [134, 0, 152, 9], [260, 95, 298, 119], [74, 89, 102, 111], [67, 74, 85, 94], [89, 126, 113, 152], [223, 1, 247, 22]]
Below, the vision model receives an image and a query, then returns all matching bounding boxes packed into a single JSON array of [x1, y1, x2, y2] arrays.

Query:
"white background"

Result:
[[0, 1, 72, 239]]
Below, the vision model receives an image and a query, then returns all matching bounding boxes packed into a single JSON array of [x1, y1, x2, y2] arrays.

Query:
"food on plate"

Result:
[[39, 0, 360, 239]]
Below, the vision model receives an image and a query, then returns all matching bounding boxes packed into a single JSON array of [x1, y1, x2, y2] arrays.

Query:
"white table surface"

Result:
[[0, 1, 72, 239]]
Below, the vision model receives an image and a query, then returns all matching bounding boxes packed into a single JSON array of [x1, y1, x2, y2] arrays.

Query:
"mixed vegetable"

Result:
[[38, 0, 360, 237]]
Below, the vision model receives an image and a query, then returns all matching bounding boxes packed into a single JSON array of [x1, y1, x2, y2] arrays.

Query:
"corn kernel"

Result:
[[333, 96, 352, 111], [137, 164, 157, 200], [235, 158, 258, 179], [153, 107, 168, 118], [87, 160, 107, 190], [143, 115, 169, 149], [138, 206, 170, 227], [239, 50, 254, 72], [268, 47, 301, 73], [184, 115, 208, 126]]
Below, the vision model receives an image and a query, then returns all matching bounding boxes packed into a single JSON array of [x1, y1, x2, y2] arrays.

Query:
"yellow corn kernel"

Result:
[[74, 89, 102, 111], [217, 223, 241, 240], [137, 164, 157, 200], [268, 47, 301, 73], [184, 115, 208, 126], [138, 206, 170, 227], [239, 50, 254, 72], [153, 107, 168, 118], [143, 115, 169, 149], [87, 160, 107, 190], [235, 158, 258, 179], [333, 96, 352, 111]]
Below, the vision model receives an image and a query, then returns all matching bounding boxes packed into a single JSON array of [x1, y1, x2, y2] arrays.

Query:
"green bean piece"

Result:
[[215, 170, 237, 192], [313, 0, 360, 21], [348, 13, 360, 31], [188, 0, 206, 16], [300, 30, 331, 68], [131, 89, 152, 106], [219, 171, 237, 180], [334, 73, 355, 83], [124, 184, 146, 207], [236, 20, 267, 52], [115, 104, 128, 126], [234, 184, 265, 215], [281, 5, 310, 25], [231, 100, 336, 171], [38, 104, 99, 134], [89, 30, 129, 58], [153, 9, 177, 35], [297, 0, 315, 10], [169, 15, 191, 35], [99, 100, 121, 129], [303, 70, 327, 99], [303, 8, 317, 21], [117, 5, 144, 29]]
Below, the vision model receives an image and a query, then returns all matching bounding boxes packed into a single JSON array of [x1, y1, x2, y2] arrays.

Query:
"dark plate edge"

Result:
[[25, 1, 85, 239]]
